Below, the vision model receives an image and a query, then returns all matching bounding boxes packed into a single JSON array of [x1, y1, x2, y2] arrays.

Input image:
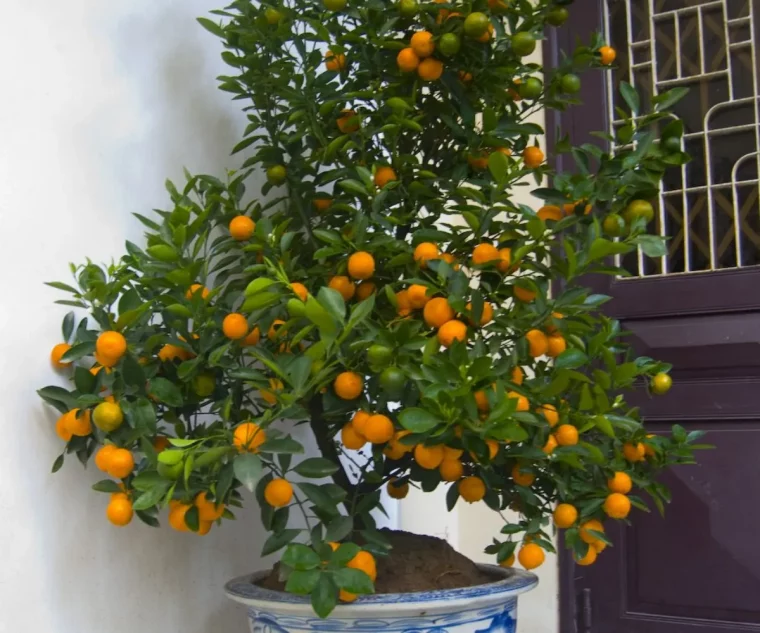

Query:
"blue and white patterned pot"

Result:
[[225, 565, 537, 633]]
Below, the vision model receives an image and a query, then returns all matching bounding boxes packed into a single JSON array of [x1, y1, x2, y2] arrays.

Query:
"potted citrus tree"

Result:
[[40, 0, 704, 629]]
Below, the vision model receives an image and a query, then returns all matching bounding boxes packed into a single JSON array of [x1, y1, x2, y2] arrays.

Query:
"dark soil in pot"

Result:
[[258, 529, 497, 594]]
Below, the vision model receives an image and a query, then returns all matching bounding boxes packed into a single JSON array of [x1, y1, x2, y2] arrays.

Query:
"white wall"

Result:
[[0, 2, 269, 632]]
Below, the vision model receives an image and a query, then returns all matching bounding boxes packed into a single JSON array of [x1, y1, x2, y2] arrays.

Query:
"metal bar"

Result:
[[658, 69, 729, 87], [649, 0, 665, 275], [652, 1, 723, 19], [698, 4, 706, 74], [730, 153, 758, 266], [662, 178, 760, 195], [674, 13, 683, 79]]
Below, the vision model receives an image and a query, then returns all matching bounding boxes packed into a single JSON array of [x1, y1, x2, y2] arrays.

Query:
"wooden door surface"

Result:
[[547, 1, 760, 631]]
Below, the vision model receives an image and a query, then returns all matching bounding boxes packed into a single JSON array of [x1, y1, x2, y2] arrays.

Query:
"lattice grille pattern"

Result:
[[603, 0, 760, 277]]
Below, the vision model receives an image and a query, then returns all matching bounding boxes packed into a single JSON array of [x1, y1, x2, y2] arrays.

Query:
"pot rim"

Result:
[[225, 564, 538, 609]]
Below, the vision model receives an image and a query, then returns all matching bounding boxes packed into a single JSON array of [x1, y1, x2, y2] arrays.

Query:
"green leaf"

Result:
[[147, 377, 183, 407], [653, 86, 689, 111], [38, 386, 79, 410], [244, 278, 277, 296], [62, 312, 76, 341], [298, 482, 338, 512], [131, 472, 166, 491], [233, 453, 263, 492], [588, 238, 633, 261], [333, 568, 374, 594], [166, 303, 192, 318], [74, 366, 96, 394], [311, 574, 339, 618], [132, 483, 171, 511], [126, 397, 156, 430], [260, 438, 304, 454], [146, 245, 179, 263], [317, 287, 346, 324], [398, 408, 441, 433], [196, 16, 226, 38], [121, 355, 146, 388], [554, 349, 588, 369], [593, 414, 616, 438], [92, 480, 123, 493], [283, 544, 322, 571], [488, 150, 509, 182], [46, 281, 80, 294], [61, 341, 96, 363], [636, 234, 668, 258], [305, 296, 337, 334], [620, 81, 640, 114], [242, 292, 280, 312], [578, 384, 594, 410], [324, 516, 353, 542], [261, 529, 302, 557], [286, 570, 321, 594], [294, 458, 339, 478]]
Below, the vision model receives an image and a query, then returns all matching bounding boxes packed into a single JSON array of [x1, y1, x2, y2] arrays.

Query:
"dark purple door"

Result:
[[548, 1, 760, 631]]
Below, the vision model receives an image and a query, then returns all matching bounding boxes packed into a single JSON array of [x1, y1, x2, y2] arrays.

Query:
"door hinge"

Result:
[[577, 588, 592, 633]]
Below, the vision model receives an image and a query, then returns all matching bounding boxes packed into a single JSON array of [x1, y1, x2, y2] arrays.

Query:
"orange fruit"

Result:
[[575, 547, 598, 566], [313, 197, 333, 212], [474, 388, 491, 412], [407, 284, 430, 309], [328, 275, 356, 301], [444, 445, 464, 461], [229, 215, 255, 241], [507, 391, 529, 412], [265, 478, 294, 507], [96, 331, 127, 367], [348, 550, 377, 581], [233, 422, 267, 452], [608, 471, 632, 494], [459, 476, 486, 502], [467, 153, 489, 171], [644, 434, 657, 457], [537, 205, 563, 222], [325, 50, 346, 71], [486, 439, 499, 460], [599, 45, 616, 65], [413, 242, 440, 268], [64, 409, 92, 437], [267, 319, 286, 341], [580, 519, 604, 544], [522, 146, 544, 169], [410, 30, 434, 57], [538, 403, 559, 427], [337, 109, 360, 133], [547, 334, 566, 358], [458, 70, 473, 83], [518, 543, 545, 570], [374, 166, 397, 188], [514, 285, 537, 302], [94, 444, 117, 471], [364, 414, 394, 444], [418, 58, 443, 81], [106, 496, 134, 527], [423, 297, 455, 328], [196, 520, 213, 536], [604, 492, 631, 519], [158, 344, 192, 362], [386, 430, 413, 455], [564, 201, 593, 216], [341, 423, 367, 450], [351, 410, 371, 437], [651, 372, 672, 395], [290, 282, 309, 301], [260, 378, 283, 405], [555, 424, 579, 446], [153, 436, 171, 452], [223, 313, 249, 340], [623, 442, 646, 462], [355, 281, 376, 301], [242, 326, 262, 346], [438, 319, 467, 347], [414, 444, 445, 469], [439, 459, 464, 482], [545, 311, 564, 333], [186, 283, 210, 300], [499, 554, 516, 568], [511, 366, 524, 385], [395, 289, 413, 317], [347, 251, 375, 280], [397, 47, 420, 72], [169, 502, 192, 532], [195, 492, 225, 521], [93, 401, 124, 432], [107, 448, 134, 479], [441, 252, 457, 268], [387, 478, 409, 499], [55, 414, 73, 442], [334, 371, 363, 400], [471, 243, 500, 265], [50, 343, 72, 369], [526, 329, 549, 357], [543, 435, 558, 455], [512, 464, 535, 487], [592, 540, 607, 553], [497, 248, 513, 273], [553, 503, 578, 528]]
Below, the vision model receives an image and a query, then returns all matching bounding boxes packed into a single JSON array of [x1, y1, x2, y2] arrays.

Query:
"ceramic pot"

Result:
[[226, 565, 537, 633]]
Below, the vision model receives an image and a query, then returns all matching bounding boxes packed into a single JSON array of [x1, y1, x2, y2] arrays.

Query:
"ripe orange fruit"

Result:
[[414, 444, 445, 469], [395, 289, 413, 317], [407, 284, 430, 309], [169, 502, 192, 532], [186, 283, 210, 300], [153, 436, 171, 452], [518, 543, 545, 570], [195, 492, 225, 521], [472, 243, 500, 265], [580, 519, 604, 544], [334, 371, 363, 400], [64, 409, 92, 437], [233, 422, 267, 452], [423, 297, 455, 328], [342, 423, 367, 450], [313, 197, 333, 213], [418, 58, 443, 81], [514, 285, 537, 302], [623, 442, 646, 462], [458, 70, 473, 83], [374, 166, 397, 188], [474, 388, 491, 412], [290, 282, 308, 301], [328, 275, 356, 301], [511, 366, 524, 385], [337, 109, 360, 133], [355, 281, 376, 301], [459, 476, 486, 502], [242, 326, 262, 346], [54, 413, 72, 441], [96, 331, 127, 367], [547, 334, 567, 358], [325, 50, 346, 71], [348, 550, 377, 581], [413, 242, 440, 268], [563, 201, 593, 216], [259, 378, 282, 404], [555, 424, 579, 446], [106, 496, 134, 527], [512, 464, 535, 487], [499, 553, 516, 568], [439, 459, 464, 482], [94, 444, 117, 471], [397, 47, 420, 72], [438, 319, 467, 347], [107, 448, 135, 479], [441, 252, 458, 268], [364, 414, 394, 444], [575, 547, 598, 566], [545, 311, 564, 333], [543, 435, 558, 455], [526, 329, 549, 357], [223, 313, 249, 340], [385, 430, 413, 456], [507, 391, 529, 412], [604, 492, 631, 519], [347, 251, 375, 280], [410, 30, 434, 57], [644, 434, 657, 457], [351, 410, 371, 437], [51, 343, 72, 369], [477, 23, 494, 43], [229, 215, 255, 241], [467, 153, 489, 171], [387, 478, 409, 499], [538, 403, 559, 427], [522, 146, 544, 169], [497, 248, 513, 273], [158, 344, 192, 362], [537, 205, 563, 222], [553, 503, 578, 528], [265, 478, 294, 507], [608, 471, 632, 494], [599, 45, 616, 65], [592, 540, 607, 553]]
